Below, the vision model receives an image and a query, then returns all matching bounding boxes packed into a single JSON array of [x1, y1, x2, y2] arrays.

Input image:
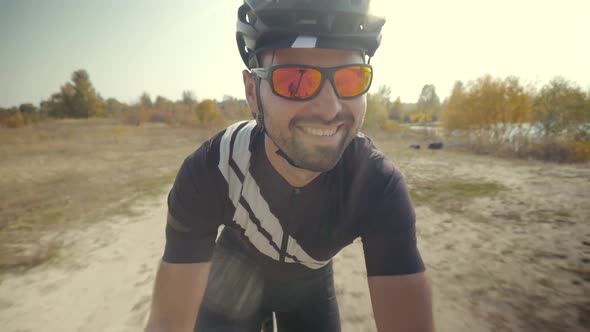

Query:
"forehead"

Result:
[[261, 48, 364, 67]]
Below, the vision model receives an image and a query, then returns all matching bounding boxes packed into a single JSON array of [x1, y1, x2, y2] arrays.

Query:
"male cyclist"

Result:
[[146, 1, 434, 331]]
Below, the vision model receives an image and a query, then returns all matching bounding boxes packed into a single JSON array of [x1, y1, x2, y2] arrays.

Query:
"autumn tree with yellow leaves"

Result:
[[195, 99, 226, 128], [441, 75, 532, 133]]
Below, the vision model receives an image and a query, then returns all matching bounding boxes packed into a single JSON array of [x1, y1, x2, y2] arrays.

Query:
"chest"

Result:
[[232, 168, 362, 264]]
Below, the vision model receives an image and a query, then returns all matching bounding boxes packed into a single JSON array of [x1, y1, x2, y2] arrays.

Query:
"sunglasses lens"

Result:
[[334, 66, 372, 97], [272, 67, 322, 99]]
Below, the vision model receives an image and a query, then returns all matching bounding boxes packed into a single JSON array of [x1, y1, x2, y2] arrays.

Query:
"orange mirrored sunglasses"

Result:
[[251, 64, 373, 101]]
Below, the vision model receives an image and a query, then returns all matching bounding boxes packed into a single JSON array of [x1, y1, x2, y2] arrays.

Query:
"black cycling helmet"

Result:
[[236, 0, 385, 169], [236, 0, 386, 69]]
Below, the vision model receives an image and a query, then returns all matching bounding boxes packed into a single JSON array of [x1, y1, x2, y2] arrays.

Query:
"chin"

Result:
[[294, 148, 344, 172], [298, 160, 338, 172]]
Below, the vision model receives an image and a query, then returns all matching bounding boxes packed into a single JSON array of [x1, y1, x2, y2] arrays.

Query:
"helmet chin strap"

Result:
[[254, 76, 304, 169], [275, 148, 302, 169]]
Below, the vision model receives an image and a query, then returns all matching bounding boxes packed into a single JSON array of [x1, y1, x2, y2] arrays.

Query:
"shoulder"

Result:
[[340, 133, 403, 190], [183, 120, 259, 175]]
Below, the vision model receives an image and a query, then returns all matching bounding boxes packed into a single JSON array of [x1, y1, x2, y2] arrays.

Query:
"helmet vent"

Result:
[[236, 1, 385, 67], [297, 18, 318, 25], [246, 11, 257, 24], [331, 14, 364, 33], [259, 13, 292, 28]]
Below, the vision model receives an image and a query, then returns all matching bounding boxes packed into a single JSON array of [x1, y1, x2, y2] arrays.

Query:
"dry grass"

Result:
[[1, 120, 589, 331], [444, 132, 590, 163], [409, 178, 506, 214], [0, 118, 217, 271], [371, 132, 590, 332]]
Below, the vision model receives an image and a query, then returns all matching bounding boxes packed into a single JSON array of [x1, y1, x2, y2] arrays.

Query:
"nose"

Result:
[[311, 79, 342, 121]]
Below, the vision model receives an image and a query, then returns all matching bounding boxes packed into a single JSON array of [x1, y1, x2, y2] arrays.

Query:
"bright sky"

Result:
[[1, 0, 589, 108]]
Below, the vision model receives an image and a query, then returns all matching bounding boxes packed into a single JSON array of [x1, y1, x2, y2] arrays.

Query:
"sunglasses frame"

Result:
[[251, 63, 373, 101]]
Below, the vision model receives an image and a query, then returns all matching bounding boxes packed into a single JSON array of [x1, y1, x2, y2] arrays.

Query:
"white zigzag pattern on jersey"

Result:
[[218, 120, 329, 269]]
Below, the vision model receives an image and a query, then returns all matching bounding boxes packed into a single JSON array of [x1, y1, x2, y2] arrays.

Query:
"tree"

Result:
[[139, 92, 153, 109], [441, 76, 533, 132], [154, 96, 174, 112], [503, 76, 532, 125], [389, 97, 404, 121], [17, 103, 40, 125], [182, 90, 197, 106], [416, 84, 441, 122], [375, 85, 391, 102], [195, 99, 225, 128], [43, 69, 104, 118], [3, 108, 24, 128], [19, 103, 38, 114], [533, 77, 589, 137], [441, 81, 468, 132], [45, 83, 75, 118], [105, 98, 126, 115], [470, 75, 506, 129], [219, 95, 249, 120], [71, 69, 104, 117], [364, 92, 389, 130], [181, 90, 197, 117]]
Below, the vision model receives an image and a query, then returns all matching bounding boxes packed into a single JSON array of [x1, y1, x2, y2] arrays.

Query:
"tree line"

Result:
[[364, 84, 443, 131], [364, 75, 590, 161], [3, 69, 589, 161], [441, 75, 590, 139], [0, 69, 250, 128], [365, 75, 590, 137]]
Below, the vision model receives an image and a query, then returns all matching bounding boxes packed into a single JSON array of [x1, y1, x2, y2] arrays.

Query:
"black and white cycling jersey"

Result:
[[164, 120, 424, 278]]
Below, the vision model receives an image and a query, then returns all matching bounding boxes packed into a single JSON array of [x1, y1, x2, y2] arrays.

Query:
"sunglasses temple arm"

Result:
[[251, 68, 269, 79]]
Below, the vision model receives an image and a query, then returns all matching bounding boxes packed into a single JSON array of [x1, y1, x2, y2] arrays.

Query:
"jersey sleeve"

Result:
[[163, 136, 225, 264], [361, 160, 425, 276]]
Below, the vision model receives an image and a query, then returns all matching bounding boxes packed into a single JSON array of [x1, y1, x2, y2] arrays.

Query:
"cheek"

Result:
[[345, 96, 367, 118], [260, 84, 295, 126]]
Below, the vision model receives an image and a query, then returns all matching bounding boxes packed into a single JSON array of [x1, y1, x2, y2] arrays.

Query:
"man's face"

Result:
[[247, 48, 367, 172]]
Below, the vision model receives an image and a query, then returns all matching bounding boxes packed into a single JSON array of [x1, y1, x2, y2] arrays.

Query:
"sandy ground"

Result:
[[1, 146, 589, 331]]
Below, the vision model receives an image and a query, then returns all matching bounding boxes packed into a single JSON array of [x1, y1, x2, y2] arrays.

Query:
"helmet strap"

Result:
[[275, 148, 302, 169], [254, 76, 265, 130], [254, 75, 304, 170]]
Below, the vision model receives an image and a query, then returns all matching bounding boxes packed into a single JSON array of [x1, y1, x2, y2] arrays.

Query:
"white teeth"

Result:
[[301, 126, 337, 137]]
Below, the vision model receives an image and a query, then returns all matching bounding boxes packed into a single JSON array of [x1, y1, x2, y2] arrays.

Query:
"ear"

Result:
[[243, 70, 258, 118]]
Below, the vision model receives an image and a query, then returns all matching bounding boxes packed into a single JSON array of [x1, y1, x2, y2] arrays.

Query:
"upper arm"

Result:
[[361, 167, 424, 276], [164, 137, 227, 264], [146, 260, 211, 331], [368, 272, 434, 332]]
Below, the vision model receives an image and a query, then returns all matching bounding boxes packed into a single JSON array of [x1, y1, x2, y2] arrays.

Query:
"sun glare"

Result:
[[369, 0, 393, 18]]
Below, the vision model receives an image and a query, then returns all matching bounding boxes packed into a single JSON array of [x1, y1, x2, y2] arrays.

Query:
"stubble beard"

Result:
[[264, 113, 361, 172]]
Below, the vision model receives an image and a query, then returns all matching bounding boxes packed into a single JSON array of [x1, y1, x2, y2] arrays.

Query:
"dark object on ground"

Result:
[[409, 144, 421, 149], [428, 142, 444, 150]]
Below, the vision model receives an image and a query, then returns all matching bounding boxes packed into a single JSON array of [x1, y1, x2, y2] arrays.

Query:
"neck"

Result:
[[264, 135, 320, 188]]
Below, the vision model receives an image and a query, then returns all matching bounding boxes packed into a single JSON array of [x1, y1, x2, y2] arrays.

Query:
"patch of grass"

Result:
[[134, 172, 177, 197], [0, 169, 176, 272], [109, 172, 177, 218], [409, 178, 506, 214], [561, 267, 590, 282], [555, 210, 572, 218], [0, 119, 211, 273], [527, 209, 575, 225], [492, 211, 522, 222], [0, 236, 62, 271]]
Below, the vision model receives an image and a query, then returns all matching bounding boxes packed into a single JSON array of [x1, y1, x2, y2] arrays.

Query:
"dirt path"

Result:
[[1, 149, 589, 331], [393, 148, 590, 332], [0, 199, 166, 332], [0, 196, 465, 332]]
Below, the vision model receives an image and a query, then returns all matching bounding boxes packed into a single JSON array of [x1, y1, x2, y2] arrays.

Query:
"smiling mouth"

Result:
[[300, 126, 339, 137]]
